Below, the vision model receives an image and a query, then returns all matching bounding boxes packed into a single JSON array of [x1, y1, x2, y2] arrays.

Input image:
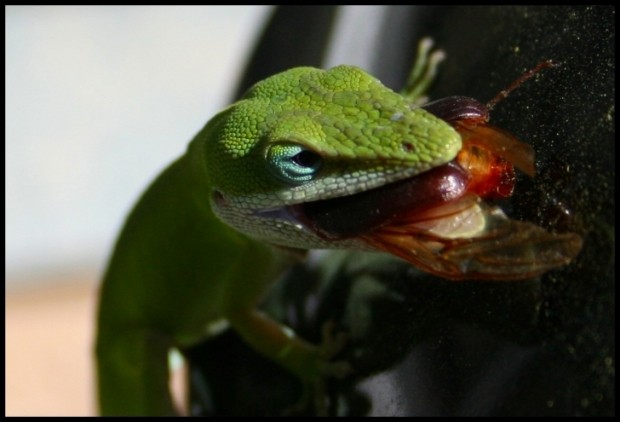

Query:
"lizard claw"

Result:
[[282, 321, 352, 416], [318, 321, 352, 378]]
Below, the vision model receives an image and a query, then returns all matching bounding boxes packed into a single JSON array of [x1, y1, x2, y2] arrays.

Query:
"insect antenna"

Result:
[[486, 60, 560, 111]]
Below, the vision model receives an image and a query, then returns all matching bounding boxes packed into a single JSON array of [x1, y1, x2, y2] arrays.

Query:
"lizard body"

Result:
[[96, 41, 581, 415]]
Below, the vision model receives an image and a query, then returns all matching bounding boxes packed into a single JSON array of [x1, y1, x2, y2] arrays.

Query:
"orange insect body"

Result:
[[456, 135, 516, 199]]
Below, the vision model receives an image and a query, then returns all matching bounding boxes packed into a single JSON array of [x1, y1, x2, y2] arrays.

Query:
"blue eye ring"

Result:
[[266, 143, 323, 185]]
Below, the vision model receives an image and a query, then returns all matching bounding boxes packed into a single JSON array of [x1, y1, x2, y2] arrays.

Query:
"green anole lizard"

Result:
[[96, 39, 581, 415]]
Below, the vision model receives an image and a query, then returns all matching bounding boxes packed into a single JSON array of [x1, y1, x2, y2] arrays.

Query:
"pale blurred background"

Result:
[[6, 5, 271, 416]]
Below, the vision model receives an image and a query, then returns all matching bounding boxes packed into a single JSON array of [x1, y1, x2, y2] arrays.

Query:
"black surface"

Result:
[[186, 6, 614, 416]]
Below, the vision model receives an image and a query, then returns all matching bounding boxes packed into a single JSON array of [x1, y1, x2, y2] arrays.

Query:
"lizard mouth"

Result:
[[287, 161, 471, 240]]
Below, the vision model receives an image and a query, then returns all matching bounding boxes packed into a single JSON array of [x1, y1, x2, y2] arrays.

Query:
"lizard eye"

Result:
[[266, 143, 323, 185]]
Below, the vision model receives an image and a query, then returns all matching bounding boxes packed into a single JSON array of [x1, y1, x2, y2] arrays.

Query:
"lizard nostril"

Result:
[[401, 141, 415, 153]]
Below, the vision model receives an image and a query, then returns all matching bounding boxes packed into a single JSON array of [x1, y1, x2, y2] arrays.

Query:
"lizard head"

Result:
[[190, 65, 462, 250]]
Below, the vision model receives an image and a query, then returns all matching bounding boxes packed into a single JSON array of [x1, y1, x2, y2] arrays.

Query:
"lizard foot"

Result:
[[283, 322, 352, 416]]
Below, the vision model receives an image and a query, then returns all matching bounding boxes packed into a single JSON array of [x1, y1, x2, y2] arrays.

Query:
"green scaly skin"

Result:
[[96, 45, 459, 415]]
